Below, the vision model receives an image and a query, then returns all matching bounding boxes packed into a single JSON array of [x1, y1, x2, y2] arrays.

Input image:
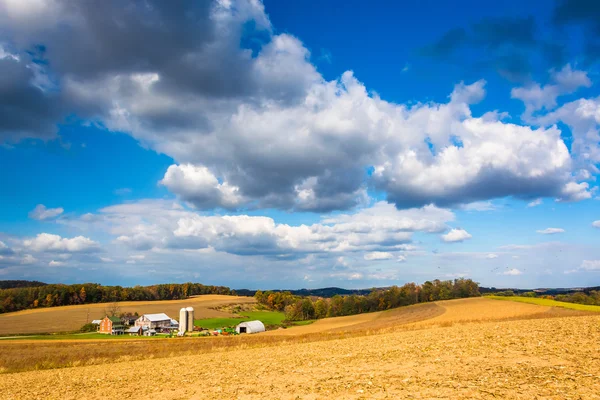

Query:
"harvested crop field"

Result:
[[0, 295, 255, 335], [2, 306, 600, 399], [2, 297, 600, 399]]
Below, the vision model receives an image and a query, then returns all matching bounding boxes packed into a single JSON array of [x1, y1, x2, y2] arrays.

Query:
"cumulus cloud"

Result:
[[28, 204, 64, 220], [364, 252, 394, 261], [23, 233, 99, 253], [160, 164, 244, 210], [441, 229, 472, 243], [593, 220, 600, 228], [502, 268, 523, 276], [532, 97, 600, 181], [536, 228, 565, 234], [61, 199, 450, 259], [0, 0, 590, 211], [486, 253, 499, 259], [511, 64, 591, 117]]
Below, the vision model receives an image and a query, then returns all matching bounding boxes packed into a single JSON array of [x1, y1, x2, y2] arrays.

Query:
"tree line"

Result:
[[255, 278, 481, 321], [0, 282, 233, 314], [491, 289, 600, 306]]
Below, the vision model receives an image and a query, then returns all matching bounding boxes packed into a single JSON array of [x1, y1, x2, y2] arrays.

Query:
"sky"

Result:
[[0, 0, 599, 290]]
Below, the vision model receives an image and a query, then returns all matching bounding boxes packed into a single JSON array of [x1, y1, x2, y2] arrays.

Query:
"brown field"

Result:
[[0, 295, 256, 335], [2, 297, 600, 399]]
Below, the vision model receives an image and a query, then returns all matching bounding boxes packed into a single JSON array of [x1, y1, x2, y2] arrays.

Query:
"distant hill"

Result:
[[235, 287, 375, 298], [480, 286, 600, 295], [0, 280, 47, 290]]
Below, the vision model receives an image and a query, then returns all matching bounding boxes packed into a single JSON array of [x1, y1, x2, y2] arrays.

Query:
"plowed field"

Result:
[[2, 297, 599, 399]]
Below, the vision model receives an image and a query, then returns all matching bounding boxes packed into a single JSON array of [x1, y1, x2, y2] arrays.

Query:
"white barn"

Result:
[[236, 320, 265, 334], [135, 313, 172, 329]]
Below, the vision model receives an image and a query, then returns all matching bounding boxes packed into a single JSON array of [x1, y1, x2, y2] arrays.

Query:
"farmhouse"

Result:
[[99, 316, 125, 335], [236, 320, 265, 334]]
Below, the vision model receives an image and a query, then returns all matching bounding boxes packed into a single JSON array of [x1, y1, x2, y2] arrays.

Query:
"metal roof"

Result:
[[126, 326, 142, 333], [141, 313, 171, 322], [236, 320, 265, 332], [91, 320, 101, 324]]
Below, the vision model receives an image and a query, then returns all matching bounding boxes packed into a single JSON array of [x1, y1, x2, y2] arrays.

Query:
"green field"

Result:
[[194, 310, 286, 330], [487, 296, 600, 312]]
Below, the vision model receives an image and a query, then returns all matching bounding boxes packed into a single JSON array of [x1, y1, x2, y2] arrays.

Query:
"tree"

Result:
[[105, 301, 121, 317]]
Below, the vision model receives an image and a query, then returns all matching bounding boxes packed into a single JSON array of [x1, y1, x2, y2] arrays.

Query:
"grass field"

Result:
[[487, 295, 600, 312], [0, 295, 256, 335], [194, 310, 286, 330], [1, 297, 599, 399]]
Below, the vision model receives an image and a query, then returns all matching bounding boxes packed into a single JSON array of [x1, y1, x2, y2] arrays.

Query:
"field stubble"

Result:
[[1, 308, 600, 399]]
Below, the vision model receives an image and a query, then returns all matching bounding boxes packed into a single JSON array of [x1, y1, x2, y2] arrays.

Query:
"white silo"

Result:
[[179, 307, 188, 334], [185, 306, 194, 332]]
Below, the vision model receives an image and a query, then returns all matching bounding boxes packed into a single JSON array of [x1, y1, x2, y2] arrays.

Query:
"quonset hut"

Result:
[[236, 320, 265, 334]]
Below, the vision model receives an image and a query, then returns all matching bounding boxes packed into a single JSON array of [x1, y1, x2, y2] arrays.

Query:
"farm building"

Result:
[[236, 320, 265, 334], [99, 316, 125, 335], [126, 326, 142, 336], [134, 313, 173, 330]]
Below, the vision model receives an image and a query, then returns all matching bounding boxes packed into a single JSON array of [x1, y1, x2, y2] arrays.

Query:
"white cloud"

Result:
[[48, 260, 65, 267], [28, 204, 64, 220], [57, 199, 448, 261], [459, 201, 496, 211], [593, 220, 600, 229], [441, 229, 472, 243], [0, 1, 594, 211], [99, 257, 114, 262], [23, 233, 99, 252], [528, 198, 543, 207], [536, 228, 565, 234], [486, 253, 499, 259], [558, 182, 592, 202], [364, 251, 394, 261], [160, 164, 244, 210], [502, 268, 523, 276], [581, 260, 600, 271], [511, 64, 591, 116], [21, 254, 37, 265]]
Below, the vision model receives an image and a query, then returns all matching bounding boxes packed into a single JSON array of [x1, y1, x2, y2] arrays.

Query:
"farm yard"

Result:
[[1, 297, 600, 399], [0, 295, 255, 335]]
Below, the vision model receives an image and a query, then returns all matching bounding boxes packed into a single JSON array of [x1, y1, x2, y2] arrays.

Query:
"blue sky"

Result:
[[0, 0, 599, 289]]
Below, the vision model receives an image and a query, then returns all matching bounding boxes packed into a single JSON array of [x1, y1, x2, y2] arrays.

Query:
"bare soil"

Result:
[[1, 297, 599, 399]]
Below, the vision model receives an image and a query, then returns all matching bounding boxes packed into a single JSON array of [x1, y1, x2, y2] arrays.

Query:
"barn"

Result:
[[236, 320, 265, 334], [135, 313, 172, 330]]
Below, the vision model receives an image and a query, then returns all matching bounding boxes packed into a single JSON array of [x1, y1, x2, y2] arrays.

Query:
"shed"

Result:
[[126, 326, 142, 336], [236, 320, 265, 334]]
